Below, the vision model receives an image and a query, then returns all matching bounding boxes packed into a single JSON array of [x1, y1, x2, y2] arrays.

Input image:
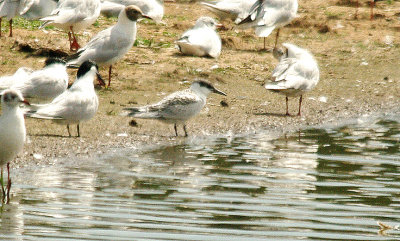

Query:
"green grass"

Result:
[[3, 17, 55, 31]]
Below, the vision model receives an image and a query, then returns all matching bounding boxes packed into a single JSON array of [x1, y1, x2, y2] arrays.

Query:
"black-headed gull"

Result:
[[176, 16, 222, 58], [123, 80, 226, 137], [0, 0, 35, 37], [67, 5, 151, 86], [40, 0, 102, 51], [200, 0, 256, 24], [0, 58, 69, 101], [24, 60, 105, 137], [265, 43, 319, 116], [101, 0, 164, 23], [238, 0, 298, 49], [0, 89, 29, 202]]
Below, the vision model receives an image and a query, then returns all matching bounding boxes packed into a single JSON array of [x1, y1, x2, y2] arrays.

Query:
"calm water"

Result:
[[1, 115, 400, 240]]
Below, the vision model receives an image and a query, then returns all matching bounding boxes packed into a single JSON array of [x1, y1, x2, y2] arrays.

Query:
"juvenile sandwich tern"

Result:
[[40, 0, 102, 51], [265, 43, 319, 116], [0, 89, 29, 202], [24, 60, 105, 137], [123, 80, 226, 137], [67, 5, 151, 86], [237, 0, 298, 50], [0, 58, 69, 101], [176, 16, 222, 58]]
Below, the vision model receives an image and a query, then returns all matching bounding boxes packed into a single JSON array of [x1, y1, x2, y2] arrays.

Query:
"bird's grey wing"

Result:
[[150, 91, 202, 120]]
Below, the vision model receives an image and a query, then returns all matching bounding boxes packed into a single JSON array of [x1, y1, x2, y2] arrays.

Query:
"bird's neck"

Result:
[[116, 15, 137, 35]]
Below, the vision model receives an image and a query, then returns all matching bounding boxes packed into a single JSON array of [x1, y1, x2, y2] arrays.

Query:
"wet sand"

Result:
[[0, 1, 399, 167]]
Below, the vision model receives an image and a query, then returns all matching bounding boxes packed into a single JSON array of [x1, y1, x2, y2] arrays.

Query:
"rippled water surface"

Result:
[[1, 116, 400, 240]]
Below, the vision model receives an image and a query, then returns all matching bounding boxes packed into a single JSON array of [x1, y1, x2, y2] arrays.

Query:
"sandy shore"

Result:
[[0, 1, 400, 167]]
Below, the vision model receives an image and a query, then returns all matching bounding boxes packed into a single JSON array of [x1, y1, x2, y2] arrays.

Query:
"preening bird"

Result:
[[176, 16, 222, 58], [67, 5, 151, 86], [0, 89, 29, 203], [237, 0, 298, 50], [123, 80, 226, 137], [24, 60, 105, 137], [265, 43, 319, 116], [40, 0, 102, 51]]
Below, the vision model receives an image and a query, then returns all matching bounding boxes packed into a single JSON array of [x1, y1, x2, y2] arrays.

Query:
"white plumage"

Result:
[[101, 0, 163, 23], [123, 80, 226, 136], [24, 60, 104, 137], [40, 0, 102, 51], [21, 0, 58, 20], [176, 16, 222, 58], [0, 0, 36, 36], [0, 58, 69, 101], [0, 89, 29, 201], [238, 0, 298, 49], [265, 43, 319, 116], [200, 0, 256, 24], [67, 5, 151, 86]]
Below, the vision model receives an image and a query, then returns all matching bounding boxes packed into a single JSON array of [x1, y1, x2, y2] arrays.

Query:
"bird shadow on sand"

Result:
[[253, 112, 292, 117], [29, 133, 75, 138]]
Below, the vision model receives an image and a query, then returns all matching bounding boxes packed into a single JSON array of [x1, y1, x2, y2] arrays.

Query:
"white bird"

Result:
[[200, 0, 257, 24], [265, 43, 319, 116], [0, 0, 36, 37], [0, 58, 69, 101], [237, 0, 298, 50], [67, 5, 151, 86], [0, 89, 29, 202], [21, 0, 58, 20], [176, 16, 222, 58], [101, 0, 164, 23], [40, 0, 102, 51], [24, 60, 105, 137], [123, 80, 226, 137], [0, 67, 33, 90]]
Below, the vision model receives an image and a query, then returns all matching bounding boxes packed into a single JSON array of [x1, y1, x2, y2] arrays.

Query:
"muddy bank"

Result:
[[0, 1, 399, 167]]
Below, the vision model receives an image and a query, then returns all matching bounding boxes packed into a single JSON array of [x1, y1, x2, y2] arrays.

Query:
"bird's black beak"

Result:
[[97, 72, 106, 87], [213, 88, 226, 96]]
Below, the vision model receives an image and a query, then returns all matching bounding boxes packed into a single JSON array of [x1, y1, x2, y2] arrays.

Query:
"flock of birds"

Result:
[[0, 0, 386, 201]]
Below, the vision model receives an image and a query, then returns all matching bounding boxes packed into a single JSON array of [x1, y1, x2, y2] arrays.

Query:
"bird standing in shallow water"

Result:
[[265, 43, 319, 116], [123, 80, 226, 137], [237, 0, 298, 50], [0, 89, 30, 203]]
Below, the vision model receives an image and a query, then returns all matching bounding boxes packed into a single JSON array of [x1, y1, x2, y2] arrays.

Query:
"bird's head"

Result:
[[44, 57, 66, 67], [191, 80, 226, 97], [195, 16, 222, 30], [77, 60, 105, 86], [1, 89, 30, 108], [125, 5, 152, 21]]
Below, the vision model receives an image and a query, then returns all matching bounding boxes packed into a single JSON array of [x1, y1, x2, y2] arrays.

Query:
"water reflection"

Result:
[[0, 116, 400, 240]]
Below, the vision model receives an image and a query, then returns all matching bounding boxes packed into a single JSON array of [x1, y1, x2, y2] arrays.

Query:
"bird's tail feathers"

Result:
[[200, 2, 231, 19], [23, 104, 63, 120], [121, 106, 159, 119]]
